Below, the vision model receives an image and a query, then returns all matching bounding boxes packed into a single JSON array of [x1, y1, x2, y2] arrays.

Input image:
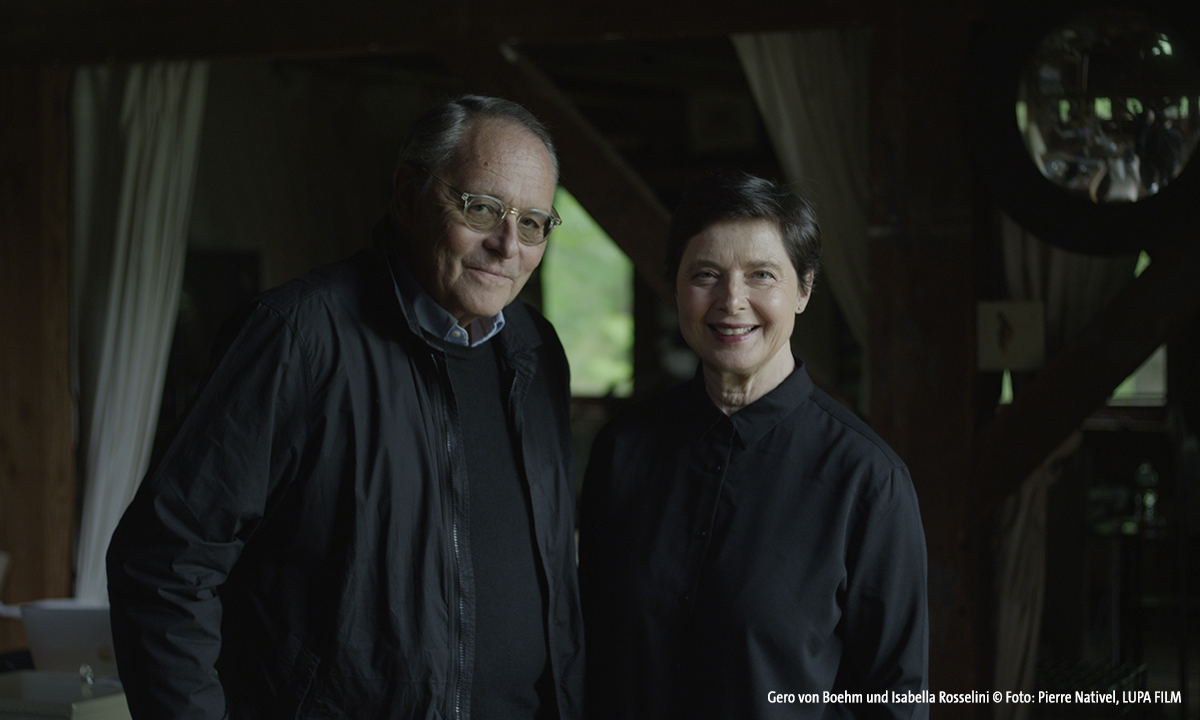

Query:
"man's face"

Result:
[[402, 118, 557, 328]]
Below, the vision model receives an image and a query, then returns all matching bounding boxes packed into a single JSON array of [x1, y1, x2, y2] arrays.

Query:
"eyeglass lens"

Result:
[[461, 195, 554, 245]]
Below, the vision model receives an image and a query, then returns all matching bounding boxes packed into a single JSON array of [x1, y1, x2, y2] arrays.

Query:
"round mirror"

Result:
[[1019, 9, 1200, 204], [964, 0, 1200, 255]]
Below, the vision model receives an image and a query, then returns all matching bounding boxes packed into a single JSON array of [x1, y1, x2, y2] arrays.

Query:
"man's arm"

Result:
[[107, 302, 308, 720]]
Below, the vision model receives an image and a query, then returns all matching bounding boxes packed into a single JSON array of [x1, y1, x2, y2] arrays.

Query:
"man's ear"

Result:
[[393, 163, 419, 225]]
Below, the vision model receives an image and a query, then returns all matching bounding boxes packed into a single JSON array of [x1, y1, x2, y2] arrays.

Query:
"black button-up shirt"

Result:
[[579, 363, 928, 719]]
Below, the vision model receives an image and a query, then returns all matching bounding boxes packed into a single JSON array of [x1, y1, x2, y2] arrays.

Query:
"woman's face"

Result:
[[675, 218, 810, 386]]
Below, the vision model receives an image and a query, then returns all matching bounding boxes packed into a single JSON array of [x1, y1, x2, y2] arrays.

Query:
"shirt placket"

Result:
[[672, 416, 736, 702], [680, 417, 736, 610]]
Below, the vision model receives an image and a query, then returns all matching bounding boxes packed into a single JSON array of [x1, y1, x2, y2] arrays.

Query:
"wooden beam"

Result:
[[974, 236, 1200, 516], [866, 1, 991, 713], [435, 41, 674, 303], [0, 0, 882, 65], [0, 64, 74, 652]]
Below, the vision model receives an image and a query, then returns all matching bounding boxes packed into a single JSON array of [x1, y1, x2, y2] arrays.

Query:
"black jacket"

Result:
[[107, 229, 584, 720]]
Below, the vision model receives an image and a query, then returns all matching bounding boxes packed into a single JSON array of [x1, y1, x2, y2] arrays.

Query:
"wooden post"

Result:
[[868, 2, 991, 715]]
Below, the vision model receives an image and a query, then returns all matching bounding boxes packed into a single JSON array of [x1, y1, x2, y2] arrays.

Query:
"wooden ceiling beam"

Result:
[[435, 40, 674, 302], [1, 0, 879, 65], [974, 236, 1200, 515]]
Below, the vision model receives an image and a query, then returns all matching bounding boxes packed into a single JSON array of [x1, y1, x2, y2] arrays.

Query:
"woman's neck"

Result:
[[702, 353, 795, 415]]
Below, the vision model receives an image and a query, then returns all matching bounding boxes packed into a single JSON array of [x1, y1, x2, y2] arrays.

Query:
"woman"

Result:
[[579, 172, 928, 720]]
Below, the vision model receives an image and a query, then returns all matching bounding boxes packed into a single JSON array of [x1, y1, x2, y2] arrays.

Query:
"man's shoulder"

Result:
[[259, 248, 383, 313], [242, 248, 405, 340], [209, 247, 403, 368]]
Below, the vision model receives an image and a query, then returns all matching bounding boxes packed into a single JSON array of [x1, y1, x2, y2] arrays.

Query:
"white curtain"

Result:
[[732, 30, 872, 404], [1001, 216, 1140, 354], [991, 216, 1138, 720], [992, 430, 1080, 720], [71, 62, 209, 603]]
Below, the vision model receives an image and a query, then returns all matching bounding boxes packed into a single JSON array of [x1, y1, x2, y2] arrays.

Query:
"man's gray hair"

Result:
[[398, 95, 560, 196]]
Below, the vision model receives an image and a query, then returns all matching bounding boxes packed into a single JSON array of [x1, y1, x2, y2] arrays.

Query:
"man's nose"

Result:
[[485, 213, 521, 258]]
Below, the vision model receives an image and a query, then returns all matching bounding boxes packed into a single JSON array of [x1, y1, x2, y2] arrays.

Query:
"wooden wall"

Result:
[[0, 65, 75, 652]]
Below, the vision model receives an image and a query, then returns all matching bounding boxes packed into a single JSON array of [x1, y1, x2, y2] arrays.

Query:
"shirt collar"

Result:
[[412, 290, 506, 347], [686, 359, 816, 448]]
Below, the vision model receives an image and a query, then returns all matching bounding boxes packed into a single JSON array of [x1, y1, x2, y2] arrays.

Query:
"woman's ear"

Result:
[[796, 271, 815, 314]]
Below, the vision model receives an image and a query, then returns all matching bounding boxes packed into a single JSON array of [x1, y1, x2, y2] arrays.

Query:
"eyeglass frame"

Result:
[[421, 167, 562, 246]]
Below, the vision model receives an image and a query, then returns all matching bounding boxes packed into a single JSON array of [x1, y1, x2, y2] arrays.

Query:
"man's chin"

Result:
[[456, 297, 515, 325]]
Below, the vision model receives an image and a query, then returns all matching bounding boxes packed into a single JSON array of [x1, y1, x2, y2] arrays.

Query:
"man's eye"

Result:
[[520, 214, 545, 230], [466, 200, 499, 216]]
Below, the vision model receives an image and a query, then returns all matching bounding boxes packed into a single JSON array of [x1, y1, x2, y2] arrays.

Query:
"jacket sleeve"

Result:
[[835, 464, 930, 720], [106, 301, 310, 720]]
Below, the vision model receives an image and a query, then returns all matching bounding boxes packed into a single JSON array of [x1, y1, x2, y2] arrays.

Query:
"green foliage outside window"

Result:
[[542, 188, 634, 397]]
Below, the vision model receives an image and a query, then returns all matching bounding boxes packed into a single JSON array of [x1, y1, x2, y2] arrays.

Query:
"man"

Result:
[[107, 95, 584, 720]]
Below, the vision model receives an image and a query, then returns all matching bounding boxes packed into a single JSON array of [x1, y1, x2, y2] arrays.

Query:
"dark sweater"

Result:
[[444, 338, 554, 720]]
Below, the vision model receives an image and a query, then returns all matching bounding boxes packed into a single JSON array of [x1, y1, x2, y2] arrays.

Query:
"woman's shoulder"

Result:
[[802, 383, 907, 472]]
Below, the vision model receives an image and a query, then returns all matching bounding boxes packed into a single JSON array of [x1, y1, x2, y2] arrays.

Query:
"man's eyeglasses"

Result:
[[424, 169, 561, 246]]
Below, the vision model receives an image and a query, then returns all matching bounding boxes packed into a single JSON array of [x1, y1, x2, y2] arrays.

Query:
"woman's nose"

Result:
[[717, 277, 748, 312]]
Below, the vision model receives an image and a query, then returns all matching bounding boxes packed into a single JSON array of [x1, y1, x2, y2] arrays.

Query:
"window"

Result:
[[998, 253, 1165, 407], [1109, 252, 1165, 406], [541, 188, 634, 397]]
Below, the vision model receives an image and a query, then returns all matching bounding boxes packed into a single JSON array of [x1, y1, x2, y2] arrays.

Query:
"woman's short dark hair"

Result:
[[397, 95, 559, 196], [665, 171, 821, 293]]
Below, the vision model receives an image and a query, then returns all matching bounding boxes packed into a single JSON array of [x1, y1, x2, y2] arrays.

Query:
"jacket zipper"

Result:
[[431, 350, 468, 720]]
